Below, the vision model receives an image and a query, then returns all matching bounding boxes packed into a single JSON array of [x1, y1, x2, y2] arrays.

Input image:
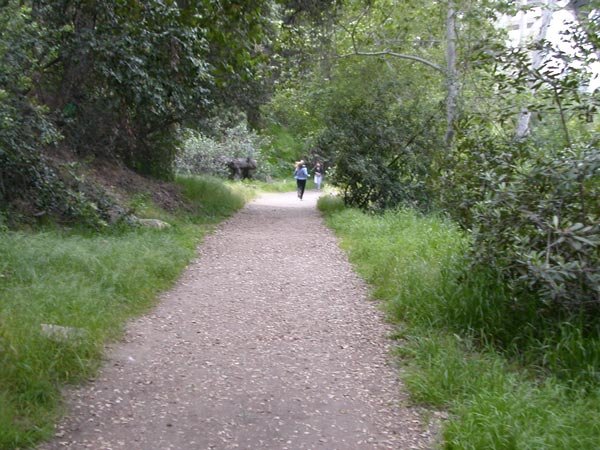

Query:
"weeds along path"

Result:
[[39, 190, 433, 450]]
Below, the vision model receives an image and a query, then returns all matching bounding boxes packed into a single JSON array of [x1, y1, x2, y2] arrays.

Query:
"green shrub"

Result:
[[469, 144, 599, 312], [316, 86, 440, 211], [259, 124, 306, 178], [176, 121, 271, 180]]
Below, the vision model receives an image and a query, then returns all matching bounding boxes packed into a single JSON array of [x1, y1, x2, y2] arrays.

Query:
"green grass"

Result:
[[401, 332, 600, 449], [177, 175, 253, 219], [317, 195, 600, 449], [315, 194, 345, 214], [226, 177, 326, 194], [318, 203, 467, 326], [0, 175, 251, 449], [232, 178, 297, 193]]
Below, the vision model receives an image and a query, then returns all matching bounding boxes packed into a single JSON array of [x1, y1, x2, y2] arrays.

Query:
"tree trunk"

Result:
[[516, 0, 554, 140], [55, 1, 97, 110], [445, 0, 458, 147]]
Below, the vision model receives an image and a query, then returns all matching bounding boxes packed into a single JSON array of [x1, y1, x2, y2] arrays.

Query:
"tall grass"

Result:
[[318, 195, 600, 449], [231, 178, 297, 193], [0, 176, 249, 449], [401, 332, 600, 449], [319, 199, 467, 326], [177, 175, 252, 220]]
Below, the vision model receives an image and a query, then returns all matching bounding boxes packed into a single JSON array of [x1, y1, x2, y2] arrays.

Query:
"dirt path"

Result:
[[39, 191, 434, 450]]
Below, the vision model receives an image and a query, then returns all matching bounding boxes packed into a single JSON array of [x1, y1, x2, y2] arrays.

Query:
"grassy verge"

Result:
[[229, 177, 325, 194], [0, 176, 253, 449], [318, 195, 600, 449], [233, 178, 297, 193]]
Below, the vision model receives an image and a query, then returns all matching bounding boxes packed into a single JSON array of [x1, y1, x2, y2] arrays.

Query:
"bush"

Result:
[[259, 125, 306, 177], [317, 86, 441, 211], [437, 136, 600, 382], [176, 120, 272, 180], [469, 144, 599, 312]]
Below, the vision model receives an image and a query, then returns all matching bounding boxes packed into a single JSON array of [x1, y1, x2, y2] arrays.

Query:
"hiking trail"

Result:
[[39, 191, 435, 449]]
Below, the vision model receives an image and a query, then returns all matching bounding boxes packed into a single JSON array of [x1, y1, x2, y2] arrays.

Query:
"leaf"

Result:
[[567, 223, 584, 232], [571, 235, 599, 247]]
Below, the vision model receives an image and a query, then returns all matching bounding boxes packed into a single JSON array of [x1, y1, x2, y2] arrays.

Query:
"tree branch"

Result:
[[336, 5, 444, 74], [387, 112, 438, 169], [337, 49, 445, 73]]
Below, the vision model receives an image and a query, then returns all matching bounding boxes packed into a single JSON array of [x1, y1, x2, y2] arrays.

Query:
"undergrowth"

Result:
[[318, 195, 600, 449], [0, 176, 251, 449]]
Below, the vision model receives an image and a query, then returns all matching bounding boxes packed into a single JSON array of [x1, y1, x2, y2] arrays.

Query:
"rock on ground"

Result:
[[38, 190, 435, 450]]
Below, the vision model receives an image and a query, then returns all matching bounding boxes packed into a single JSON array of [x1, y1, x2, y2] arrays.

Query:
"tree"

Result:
[[312, 55, 444, 210], [567, 0, 599, 59], [0, 2, 61, 212], [515, 0, 556, 139], [2, 1, 278, 180], [1, 0, 285, 224], [333, 0, 502, 147], [446, 0, 459, 145]]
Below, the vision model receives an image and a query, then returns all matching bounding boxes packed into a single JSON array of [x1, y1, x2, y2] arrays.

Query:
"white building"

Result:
[[498, 0, 599, 91]]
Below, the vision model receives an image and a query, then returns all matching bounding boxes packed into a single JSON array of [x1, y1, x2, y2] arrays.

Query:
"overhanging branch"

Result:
[[337, 50, 445, 74]]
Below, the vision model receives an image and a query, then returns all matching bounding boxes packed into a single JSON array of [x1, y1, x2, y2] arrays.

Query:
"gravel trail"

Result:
[[39, 191, 434, 450]]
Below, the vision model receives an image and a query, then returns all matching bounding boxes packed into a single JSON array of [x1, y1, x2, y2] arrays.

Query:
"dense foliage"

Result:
[[0, 0, 343, 225], [443, 18, 600, 313], [0, 0, 279, 226], [315, 60, 443, 210], [265, 0, 600, 384], [33, 0, 275, 176]]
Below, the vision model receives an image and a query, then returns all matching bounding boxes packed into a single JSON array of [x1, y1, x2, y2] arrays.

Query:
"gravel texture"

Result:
[[38, 190, 436, 450]]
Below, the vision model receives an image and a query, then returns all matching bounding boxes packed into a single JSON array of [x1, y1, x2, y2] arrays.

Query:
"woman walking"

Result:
[[294, 160, 309, 200], [313, 162, 323, 190]]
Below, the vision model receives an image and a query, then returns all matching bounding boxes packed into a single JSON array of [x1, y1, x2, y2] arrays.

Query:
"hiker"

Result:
[[313, 162, 323, 190], [294, 160, 309, 200]]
